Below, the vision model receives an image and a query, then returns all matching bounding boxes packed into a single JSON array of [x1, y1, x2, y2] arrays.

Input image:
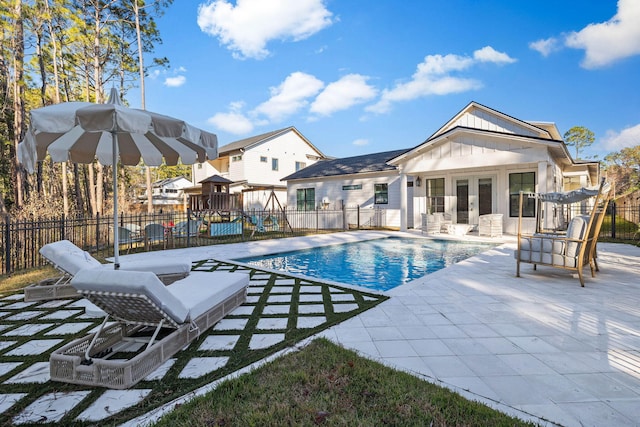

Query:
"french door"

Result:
[[455, 176, 494, 224]]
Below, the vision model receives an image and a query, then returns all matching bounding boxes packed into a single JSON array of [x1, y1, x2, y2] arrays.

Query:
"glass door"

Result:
[[478, 178, 493, 216], [456, 179, 469, 224]]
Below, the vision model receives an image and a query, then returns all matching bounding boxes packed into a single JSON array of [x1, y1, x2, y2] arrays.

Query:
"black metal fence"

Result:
[[1, 206, 388, 275]]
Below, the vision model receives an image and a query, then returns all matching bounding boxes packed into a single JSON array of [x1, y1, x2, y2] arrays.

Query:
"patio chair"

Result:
[[144, 223, 166, 250], [118, 226, 144, 253], [516, 180, 611, 286], [24, 240, 192, 301], [174, 219, 202, 238], [50, 268, 249, 389]]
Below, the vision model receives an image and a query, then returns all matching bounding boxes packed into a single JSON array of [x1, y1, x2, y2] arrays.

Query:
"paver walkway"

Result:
[[323, 236, 640, 426]]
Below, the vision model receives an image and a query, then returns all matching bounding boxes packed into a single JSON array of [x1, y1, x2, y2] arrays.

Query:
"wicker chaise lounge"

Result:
[[24, 240, 192, 301], [50, 268, 249, 389]]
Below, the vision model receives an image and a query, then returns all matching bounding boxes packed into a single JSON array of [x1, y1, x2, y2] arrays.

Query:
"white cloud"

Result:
[[251, 72, 324, 122], [473, 46, 517, 64], [164, 75, 186, 87], [353, 138, 369, 146], [207, 111, 254, 134], [602, 124, 640, 151], [310, 74, 378, 116], [366, 49, 503, 114], [565, 0, 640, 68], [529, 37, 560, 57], [197, 0, 333, 59]]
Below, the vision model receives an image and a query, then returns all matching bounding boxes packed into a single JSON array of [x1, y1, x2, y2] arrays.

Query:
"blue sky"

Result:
[[131, 0, 640, 161]]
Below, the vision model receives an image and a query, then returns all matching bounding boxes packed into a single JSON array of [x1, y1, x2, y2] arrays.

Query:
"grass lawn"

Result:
[[153, 338, 539, 427]]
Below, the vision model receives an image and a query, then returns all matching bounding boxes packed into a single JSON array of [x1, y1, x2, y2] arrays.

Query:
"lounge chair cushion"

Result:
[[40, 240, 102, 274], [107, 258, 192, 276], [40, 239, 191, 277], [167, 272, 249, 320], [71, 269, 249, 324], [71, 269, 190, 324]]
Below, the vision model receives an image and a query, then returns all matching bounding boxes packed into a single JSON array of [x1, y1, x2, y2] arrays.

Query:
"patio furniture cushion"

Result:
[[39, 239, 191, 277], [40, 239, 102, 274], [71, 268, 189, 324], [565, 215, 589, 257], [167, 272, 249, 320]]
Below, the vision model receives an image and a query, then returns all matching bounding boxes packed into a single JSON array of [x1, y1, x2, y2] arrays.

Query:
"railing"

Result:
[[0, 206, 389, 275]]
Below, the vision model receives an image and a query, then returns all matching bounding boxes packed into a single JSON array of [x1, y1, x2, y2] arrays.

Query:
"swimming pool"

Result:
[[236, 237, 495, 291]]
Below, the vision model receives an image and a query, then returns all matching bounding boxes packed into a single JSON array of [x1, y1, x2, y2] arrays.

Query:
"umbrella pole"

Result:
[[112, 131, 120, 269]]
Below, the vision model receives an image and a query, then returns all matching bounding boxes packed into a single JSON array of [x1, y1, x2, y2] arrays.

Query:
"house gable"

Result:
[[430, 101, 551, 140]]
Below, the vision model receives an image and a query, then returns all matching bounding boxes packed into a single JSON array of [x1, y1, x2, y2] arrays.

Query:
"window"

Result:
[[509, 172, 535, 217], [295, 161, 306, 171], [232, 155, 242, 162], [260, 156, 267, 163], [272, 158, 279, 171], [374, 183, 388, 204], [426, 178, 444, 213], [342, 184, 362, 191], [197, 163, 202, 169], [296, 188, 315, 211]]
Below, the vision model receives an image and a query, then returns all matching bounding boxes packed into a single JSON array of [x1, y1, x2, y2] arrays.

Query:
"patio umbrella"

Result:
[[18, 88, 218, 268]]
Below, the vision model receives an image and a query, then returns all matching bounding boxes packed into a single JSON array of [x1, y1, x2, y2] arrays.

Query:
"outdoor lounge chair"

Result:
[[24, 240, 192, 301], [50, 268, 249, 389], [144, 223, 166, 250], [516, 180, 611, 286], [174, 219, 202, 238]]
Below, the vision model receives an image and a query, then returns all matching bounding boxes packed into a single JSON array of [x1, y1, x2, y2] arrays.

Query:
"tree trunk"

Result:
[[11, 0, 25, 208]]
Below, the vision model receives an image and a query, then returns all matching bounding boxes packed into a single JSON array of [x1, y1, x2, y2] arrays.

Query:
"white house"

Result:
[[282, 149, 412, 228], [192, 127, 325, 210], [283, 102, 598, 234], [388, 102, 599, 234], [137, 176, 192, 212]]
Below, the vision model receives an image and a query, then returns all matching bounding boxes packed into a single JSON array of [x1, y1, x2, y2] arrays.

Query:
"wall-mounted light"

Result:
[[415, 176, 422, 187]]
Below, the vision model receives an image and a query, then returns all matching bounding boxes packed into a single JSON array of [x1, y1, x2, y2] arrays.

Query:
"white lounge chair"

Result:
[[24, 240, 192, 301], [50, 269, 249, 389]]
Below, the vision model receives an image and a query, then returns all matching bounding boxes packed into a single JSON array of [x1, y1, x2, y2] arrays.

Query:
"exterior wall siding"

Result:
[[285, 172, 404, 227], [242, 131, 321, 187], [452, 109, 540, 137]]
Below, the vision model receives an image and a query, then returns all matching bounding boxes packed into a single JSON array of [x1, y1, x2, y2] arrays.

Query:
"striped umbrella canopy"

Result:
[[18, 88, 218, 268]]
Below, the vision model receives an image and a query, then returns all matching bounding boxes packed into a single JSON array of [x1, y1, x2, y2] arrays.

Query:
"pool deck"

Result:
[[122, 230, 640, 426]]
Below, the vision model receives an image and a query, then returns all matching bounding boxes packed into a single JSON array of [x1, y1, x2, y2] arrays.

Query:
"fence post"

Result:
[[357, 205, 360, 229], [342, 205, 347, 230], [4, 216, 10, 274], [316, 208, 319, 233], [96, 212, 100, 254], [186, 208, 191, 247], [60, 213, 65, 241], [611, 201, 616, 239]]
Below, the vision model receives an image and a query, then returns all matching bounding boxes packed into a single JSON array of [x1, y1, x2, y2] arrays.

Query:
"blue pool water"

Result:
[[236, 237, 495, 291]]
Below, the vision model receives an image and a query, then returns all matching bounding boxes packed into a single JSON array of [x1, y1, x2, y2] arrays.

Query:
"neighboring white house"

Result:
[[137, 176, 192, 211], [192, 126, 325, 210], [282, 149, 412, 228], [388, 101, 599, 234]]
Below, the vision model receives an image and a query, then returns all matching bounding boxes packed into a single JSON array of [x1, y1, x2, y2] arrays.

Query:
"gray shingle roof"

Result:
[[282, 148, 410, 181]]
